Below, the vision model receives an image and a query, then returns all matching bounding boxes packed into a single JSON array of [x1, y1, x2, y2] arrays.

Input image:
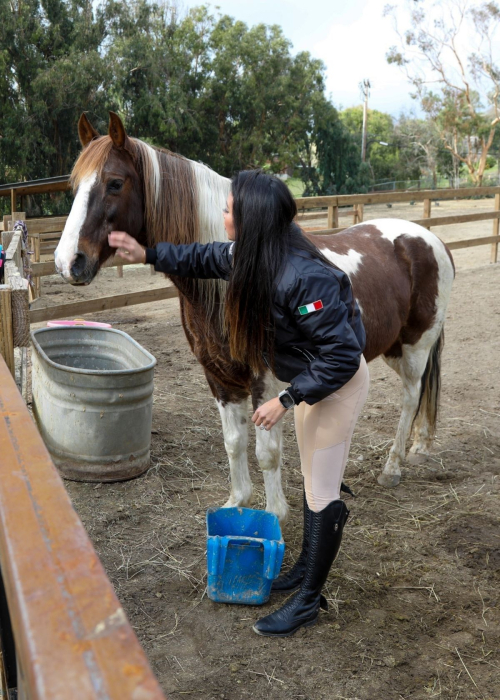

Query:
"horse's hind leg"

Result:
[[215, 398, 253, 509], [379, 341, 434, 487], [408, 329, 444, 464], [252, 373, 289, 523]]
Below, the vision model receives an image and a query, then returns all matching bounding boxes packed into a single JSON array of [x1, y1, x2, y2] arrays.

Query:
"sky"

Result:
[[180, 0, 418, 117]]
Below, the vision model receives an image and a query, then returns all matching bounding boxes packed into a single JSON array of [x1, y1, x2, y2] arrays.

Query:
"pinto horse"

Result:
[[54, 113, 455, 522]]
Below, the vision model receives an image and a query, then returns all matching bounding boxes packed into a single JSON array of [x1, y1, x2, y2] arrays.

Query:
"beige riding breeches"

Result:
[[293, 356, 370, 512]]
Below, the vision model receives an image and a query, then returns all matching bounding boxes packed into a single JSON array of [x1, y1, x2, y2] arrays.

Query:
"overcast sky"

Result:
[[180, 0, 418, 117]]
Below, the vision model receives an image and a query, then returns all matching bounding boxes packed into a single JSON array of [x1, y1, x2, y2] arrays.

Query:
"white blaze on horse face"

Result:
[[54, 173, 97, 280], [320, 247, 363, 280]]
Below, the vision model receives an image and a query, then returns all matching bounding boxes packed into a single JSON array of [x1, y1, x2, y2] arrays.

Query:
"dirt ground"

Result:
[[30, 212, 500, 700]]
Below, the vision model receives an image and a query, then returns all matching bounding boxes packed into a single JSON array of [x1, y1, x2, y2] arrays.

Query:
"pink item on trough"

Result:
[[46, 319, 112, 329]]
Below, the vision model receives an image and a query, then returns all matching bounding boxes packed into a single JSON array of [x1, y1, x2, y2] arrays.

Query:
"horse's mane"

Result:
[[70, 136, 113, 190], [70, 136, 231, 321]]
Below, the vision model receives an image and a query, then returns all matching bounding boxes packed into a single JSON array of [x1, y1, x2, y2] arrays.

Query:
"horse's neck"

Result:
[[158, 155, 230, 317], [170, 276, 222, 308]]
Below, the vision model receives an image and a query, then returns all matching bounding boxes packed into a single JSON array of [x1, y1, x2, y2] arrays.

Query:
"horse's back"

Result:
[[306, 219, 454, 361]]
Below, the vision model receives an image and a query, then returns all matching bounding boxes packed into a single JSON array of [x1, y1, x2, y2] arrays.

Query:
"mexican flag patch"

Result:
[[298, 300, 323, 315]]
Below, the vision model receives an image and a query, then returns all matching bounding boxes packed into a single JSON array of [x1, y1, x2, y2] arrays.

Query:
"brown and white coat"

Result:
[[54, 113, 455, 522]]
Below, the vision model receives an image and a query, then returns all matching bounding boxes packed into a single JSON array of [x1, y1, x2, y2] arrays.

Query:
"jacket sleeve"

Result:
[[147, 241, 233, 280], [286, 271, 364, 405]]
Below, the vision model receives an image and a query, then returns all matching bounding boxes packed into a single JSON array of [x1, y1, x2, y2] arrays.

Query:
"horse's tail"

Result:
[[414, 329, 444, 433]]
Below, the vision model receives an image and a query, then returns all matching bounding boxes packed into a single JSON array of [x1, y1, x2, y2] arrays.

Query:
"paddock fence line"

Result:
[[0, 354, 167, 699], [2, 176, 499, 263], [0, 222, 168, 698], [0, 175, 70, 216], [0, 181, 498, 357], [295, 185, 500, 263]]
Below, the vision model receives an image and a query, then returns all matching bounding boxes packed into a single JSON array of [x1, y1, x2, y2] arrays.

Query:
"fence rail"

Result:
[[0, 177, 498, 696], [0, 182, 498, 358], [0, 176, 70, 215], [0, 219, 167, 698], [0, 354, 167, 699], [296, 185, 500, 263]]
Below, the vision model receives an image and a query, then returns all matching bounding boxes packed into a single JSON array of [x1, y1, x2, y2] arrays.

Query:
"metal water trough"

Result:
[[31, 327, 156, 482]]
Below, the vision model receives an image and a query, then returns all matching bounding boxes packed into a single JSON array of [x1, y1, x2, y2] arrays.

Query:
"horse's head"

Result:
[[55, 112, 146, 284]]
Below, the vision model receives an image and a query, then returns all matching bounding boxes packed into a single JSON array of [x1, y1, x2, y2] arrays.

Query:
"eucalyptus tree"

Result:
[[0, 0, 111, 182], [386, 0, 500, 186]]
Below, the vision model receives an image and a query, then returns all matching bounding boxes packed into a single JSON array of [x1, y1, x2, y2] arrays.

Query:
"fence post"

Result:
[[33, 235, 41, 298], [353, 204, 364, 225], [490, 193, 500, 263], [423, 198, 432, 229], [0, 285, 14, 377], [327, 205, 338, 230]]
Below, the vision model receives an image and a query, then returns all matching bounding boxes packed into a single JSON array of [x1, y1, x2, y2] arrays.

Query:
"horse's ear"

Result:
[[78, 113, 100, 147], [108, 111, 127, 149]]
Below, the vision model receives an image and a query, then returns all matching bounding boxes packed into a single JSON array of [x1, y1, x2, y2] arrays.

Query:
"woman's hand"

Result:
[[108, 231, 146, 264], [251, 397, 287, 431]]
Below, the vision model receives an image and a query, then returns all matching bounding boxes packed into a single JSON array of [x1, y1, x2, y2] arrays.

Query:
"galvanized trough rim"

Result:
[[31, 326, 157, 376]]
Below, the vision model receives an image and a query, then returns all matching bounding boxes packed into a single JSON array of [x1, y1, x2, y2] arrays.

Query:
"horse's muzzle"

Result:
[[68, 252, 99, 285]]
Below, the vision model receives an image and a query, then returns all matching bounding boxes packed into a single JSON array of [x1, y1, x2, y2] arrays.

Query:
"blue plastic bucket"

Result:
[[206, 507, 285, 605]]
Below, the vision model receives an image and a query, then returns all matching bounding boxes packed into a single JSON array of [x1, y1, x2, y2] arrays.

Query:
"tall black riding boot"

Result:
[[272, 488, 311, 592], [253, 499, 349, 637]]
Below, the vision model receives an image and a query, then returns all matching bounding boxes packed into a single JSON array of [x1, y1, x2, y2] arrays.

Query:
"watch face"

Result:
[[280, 392, 294, 409]]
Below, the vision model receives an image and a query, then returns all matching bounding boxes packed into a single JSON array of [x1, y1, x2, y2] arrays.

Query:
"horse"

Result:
[[54, 112, 455, 522]]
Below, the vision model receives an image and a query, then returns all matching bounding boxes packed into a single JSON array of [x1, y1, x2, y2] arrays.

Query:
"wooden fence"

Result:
[[0, 175, 70, 216], [295, 185, 500, 262], [0, 353, 167, 699], [1, 182, 499, 363], [0, 222, 167, 698], [0, 196, 172, 700], [0, 177, 498, 697]]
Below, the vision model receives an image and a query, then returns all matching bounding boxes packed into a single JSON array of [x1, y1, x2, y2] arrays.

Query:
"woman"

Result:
[[109, 169, 369, 637]]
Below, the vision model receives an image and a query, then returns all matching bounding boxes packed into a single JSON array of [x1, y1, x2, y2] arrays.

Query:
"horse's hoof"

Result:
[[377, 473, 400, 488], [274, 505, 290, 525], [222, 495, 253, 509], [407, 451, 429, 465]]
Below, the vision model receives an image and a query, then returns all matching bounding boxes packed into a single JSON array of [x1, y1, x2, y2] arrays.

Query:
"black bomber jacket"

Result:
[[145, 239, 366, 405]]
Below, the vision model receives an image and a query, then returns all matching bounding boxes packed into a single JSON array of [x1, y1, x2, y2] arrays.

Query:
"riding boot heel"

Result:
[[253, 499, 349, 637]]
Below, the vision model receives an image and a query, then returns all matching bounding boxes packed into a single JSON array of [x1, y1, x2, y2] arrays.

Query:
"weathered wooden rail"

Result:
[[295, 185, 500, 262], [0, 181, 498, 352], [0, 353, 167, 699], [0, 220, 167, 697], [0, 175, 70, 216]]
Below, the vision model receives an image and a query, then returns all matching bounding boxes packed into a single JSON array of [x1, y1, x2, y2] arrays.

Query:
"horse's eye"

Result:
[[107, 179, 123, 192]]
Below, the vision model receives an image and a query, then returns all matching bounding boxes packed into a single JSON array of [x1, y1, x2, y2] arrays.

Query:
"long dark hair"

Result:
[[225, 169, 334, 374]]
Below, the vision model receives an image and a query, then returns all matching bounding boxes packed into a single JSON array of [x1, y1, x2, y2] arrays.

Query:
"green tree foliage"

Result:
[[339, 106, 399, 182], [386, 0, 500, 186], [0, 0, 111, 181], [106, 2, 340, 179], [300, 101, 366, 196], [0, 0, 399, 199]]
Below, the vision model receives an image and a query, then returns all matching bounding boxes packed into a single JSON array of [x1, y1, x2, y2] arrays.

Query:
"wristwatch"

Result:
[[278, 389, 295, 410]]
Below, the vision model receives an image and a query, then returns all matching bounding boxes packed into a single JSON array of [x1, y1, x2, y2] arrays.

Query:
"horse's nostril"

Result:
[[70, 252, 87, 278]]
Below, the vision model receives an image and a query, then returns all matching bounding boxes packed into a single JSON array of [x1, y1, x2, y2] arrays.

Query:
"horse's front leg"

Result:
[[252, 373, 289, 523], [215, 398, 253, 508]]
